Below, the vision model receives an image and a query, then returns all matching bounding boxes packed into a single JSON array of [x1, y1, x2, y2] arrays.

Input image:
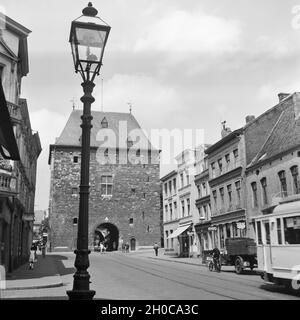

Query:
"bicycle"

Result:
[[207, 255, 221, 272]]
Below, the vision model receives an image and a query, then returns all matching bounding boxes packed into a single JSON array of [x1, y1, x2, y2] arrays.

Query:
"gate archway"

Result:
[[94, 223, 119, 251]]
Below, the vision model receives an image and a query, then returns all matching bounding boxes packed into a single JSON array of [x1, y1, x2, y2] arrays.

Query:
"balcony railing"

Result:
[[0, 172, 17, 195], [0, 158, 13, 172], [0, 172, 12, 191]]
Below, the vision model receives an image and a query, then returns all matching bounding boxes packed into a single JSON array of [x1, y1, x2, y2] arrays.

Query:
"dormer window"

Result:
[[101, 117, 108, 128], [104, 148, 109, 157], [127, 137, 133, 148]]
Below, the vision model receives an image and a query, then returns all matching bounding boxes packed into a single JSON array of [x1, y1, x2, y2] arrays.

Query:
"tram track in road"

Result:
[[133, 256, 300, 300], [96, 254, 290, 300], [98, 255, 238, 300]]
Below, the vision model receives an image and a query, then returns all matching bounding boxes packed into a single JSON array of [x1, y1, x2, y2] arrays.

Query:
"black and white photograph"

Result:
[[0, 0, 300, 314]]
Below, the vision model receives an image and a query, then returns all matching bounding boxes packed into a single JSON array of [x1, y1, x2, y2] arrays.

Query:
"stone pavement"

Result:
[[125, 248, 206, 266], [3, 252, 64, 291], [1, 248, 237, 295], [125, 248, 238, 272]]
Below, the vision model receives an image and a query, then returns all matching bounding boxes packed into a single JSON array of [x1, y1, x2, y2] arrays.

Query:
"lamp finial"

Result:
[[82, 2, 98, 16]]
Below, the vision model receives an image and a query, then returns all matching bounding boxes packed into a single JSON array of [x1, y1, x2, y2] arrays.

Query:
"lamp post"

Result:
[[67, 2, 110, 300]]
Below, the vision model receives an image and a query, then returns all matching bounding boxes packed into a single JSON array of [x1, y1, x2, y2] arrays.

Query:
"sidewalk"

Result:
[[4, 253, 64, 291], [127, 249, 206, 266]]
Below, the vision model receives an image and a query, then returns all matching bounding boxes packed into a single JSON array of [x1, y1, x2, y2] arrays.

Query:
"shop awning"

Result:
[[167, 224, 191, 239], [0, 81, 20, 160]]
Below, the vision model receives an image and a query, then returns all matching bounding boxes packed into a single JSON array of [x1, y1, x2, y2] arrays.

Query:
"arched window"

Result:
[[127, 137, 133, 148]]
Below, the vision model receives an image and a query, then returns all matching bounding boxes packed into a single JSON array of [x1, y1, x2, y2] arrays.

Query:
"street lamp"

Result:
[[67, 2, 110, 300]]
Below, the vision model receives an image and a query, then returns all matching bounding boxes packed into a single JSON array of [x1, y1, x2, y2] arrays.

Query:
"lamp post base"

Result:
[[67, 289, 96, 300]]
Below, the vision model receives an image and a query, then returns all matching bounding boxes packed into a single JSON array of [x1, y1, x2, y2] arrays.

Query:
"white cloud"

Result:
[[99, 74, 182, 128], [30, 109, 67, 149], [254, 36, 295, 59], [258, 81, 300, 104], [30, 109, 68, 210], [258, 84, 277, 102], [133, 9, 241, 56]]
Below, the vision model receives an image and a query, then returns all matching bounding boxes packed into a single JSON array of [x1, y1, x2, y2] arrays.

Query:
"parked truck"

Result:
[[221, 238, 257, 274]]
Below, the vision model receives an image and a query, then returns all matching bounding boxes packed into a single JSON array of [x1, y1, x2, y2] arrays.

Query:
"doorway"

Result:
[[130, 238, 136, 251], [94, 223, 119, 251]]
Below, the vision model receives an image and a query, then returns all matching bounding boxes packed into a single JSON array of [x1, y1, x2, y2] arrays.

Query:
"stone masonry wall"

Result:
[[50, 147, 161, 250]]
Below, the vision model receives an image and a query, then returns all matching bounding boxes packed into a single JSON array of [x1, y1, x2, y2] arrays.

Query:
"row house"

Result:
[[206, 93, 298, 249], [194, 149, 212, 261], [162, 146, 208, 257], [205, 127, 247, 249], [246, 92, 300, 244], [0, 14, 41, 272], [205, 93, 300, 251], [161, 170, 178, 255]]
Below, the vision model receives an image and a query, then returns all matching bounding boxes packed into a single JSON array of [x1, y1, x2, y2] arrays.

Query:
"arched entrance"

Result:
[[94, 223, 119, 251]]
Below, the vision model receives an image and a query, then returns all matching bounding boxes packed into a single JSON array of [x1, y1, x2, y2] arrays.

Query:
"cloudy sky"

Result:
[[1, 0, 300, 211]]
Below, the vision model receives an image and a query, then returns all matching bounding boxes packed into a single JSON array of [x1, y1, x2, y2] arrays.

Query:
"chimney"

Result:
[[278, 93, 290, 102], [292, 92, 300, 120], [221, 121, 232, 138], [221, 127, 232, 138], [245, 115, 255, 124]]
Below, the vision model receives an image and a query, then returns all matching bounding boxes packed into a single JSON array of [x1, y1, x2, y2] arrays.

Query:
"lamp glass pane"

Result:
[[75, 27, 107, 63], [70, 33, 78, 68]]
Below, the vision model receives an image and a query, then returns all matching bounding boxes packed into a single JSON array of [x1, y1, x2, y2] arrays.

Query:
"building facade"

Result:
[[49, 110, 161, 252], [161, 170, 179, 255], [206, 127, 247, 250], [0, 14, 41, 272], [205, 93, 299, 251], [246, 92, 300, 241], [162, 145, 209, 257], [194, 150, 213, 261]]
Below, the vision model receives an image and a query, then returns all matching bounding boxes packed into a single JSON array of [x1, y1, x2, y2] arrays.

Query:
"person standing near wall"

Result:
[[153, 243, 159, 256]]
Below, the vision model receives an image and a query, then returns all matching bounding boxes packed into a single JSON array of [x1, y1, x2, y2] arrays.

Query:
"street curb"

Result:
[[4, 279, 64, 291]]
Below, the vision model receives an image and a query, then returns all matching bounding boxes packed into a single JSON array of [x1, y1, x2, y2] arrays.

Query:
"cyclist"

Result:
[[212, 247, 221, 272]]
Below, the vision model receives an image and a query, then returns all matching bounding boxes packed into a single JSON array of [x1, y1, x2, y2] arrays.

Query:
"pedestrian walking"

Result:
[[41, 244, 46, 258], [100, 242, 104, 253], [29, 244, 35, 269], [153, 243, 159, 256], [125, 242, 129, 253], [33, 242, 38, 262]]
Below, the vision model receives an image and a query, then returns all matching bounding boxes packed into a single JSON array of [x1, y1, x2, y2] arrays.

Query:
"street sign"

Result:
[[236, 221, 246, 230], [208, 226, 217, 231]]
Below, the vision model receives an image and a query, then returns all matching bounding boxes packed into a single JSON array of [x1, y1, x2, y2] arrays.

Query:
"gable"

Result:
[[0, 38, 18, 61]]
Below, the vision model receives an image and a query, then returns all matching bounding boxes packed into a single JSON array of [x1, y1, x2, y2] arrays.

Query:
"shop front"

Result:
[[168, 223, 192, 257], [211, 209, 247, 250], [195, 222, 216, 263]]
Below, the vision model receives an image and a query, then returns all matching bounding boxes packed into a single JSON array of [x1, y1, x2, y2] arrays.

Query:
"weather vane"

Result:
[[127, 102, 133, 114], [70, 97, 76, 110]]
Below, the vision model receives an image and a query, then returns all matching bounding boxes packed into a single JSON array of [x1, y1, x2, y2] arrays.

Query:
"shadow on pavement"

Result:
[[260, 283, 300, 297], [7, 254, 75, 280], [2, 296, 69, 300], [220, 269, 259, 276]]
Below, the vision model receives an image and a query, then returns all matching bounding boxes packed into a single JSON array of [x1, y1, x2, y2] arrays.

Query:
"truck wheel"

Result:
[[285, 279, 300, 292], [235, 257, 244, 274]]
